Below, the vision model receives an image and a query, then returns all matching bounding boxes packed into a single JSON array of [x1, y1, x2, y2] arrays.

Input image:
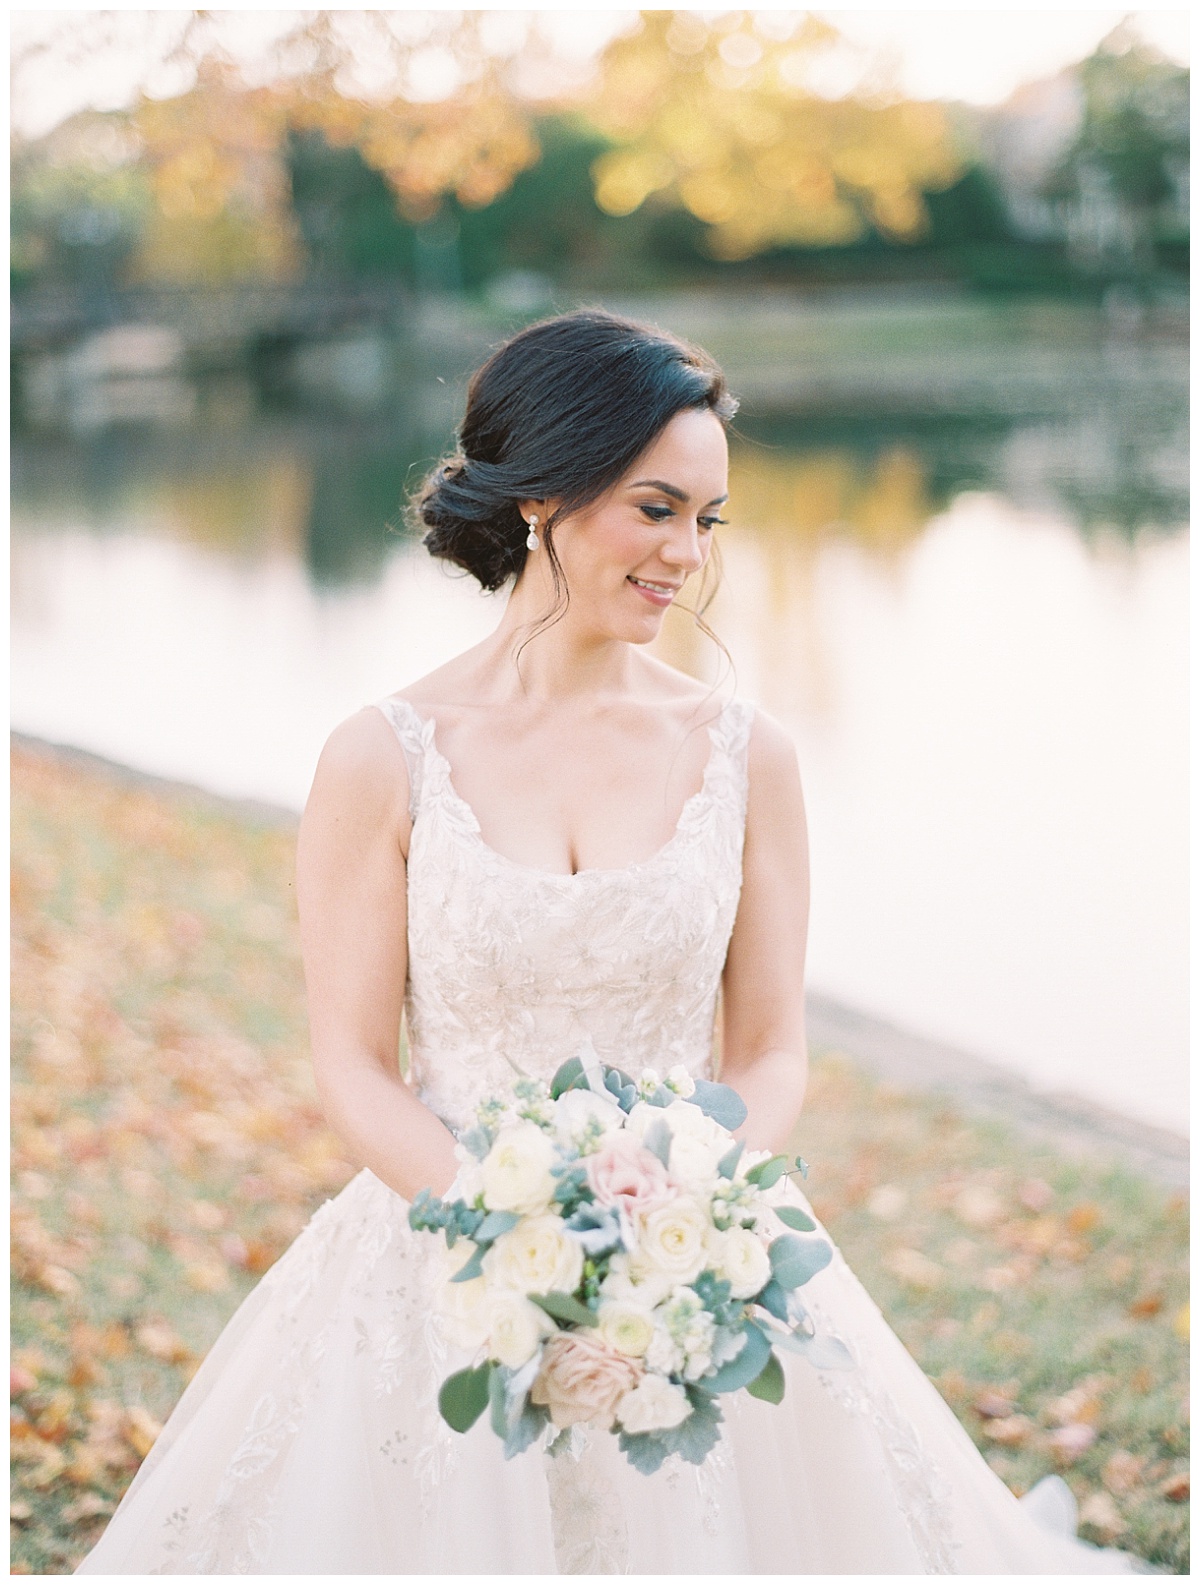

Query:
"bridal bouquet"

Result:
[[408, 1052, 849, 1474]]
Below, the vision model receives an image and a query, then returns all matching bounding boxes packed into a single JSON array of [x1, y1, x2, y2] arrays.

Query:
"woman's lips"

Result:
[[627, 575, 679, 607]]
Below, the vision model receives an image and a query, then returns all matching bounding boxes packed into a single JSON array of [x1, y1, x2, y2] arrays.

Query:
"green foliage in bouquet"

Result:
[[410, 1055, 847, 1474]]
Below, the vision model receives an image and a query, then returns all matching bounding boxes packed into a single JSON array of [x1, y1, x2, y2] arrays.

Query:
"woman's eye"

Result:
[[640, 504, 673, 522], [699, 516, 728, 531]]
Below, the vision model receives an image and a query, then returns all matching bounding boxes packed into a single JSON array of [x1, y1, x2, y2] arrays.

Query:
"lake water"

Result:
[[10, 342, 1189, 1135]]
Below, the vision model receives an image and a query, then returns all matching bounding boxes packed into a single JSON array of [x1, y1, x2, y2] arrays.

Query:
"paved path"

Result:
[[13, 732, 1189, 1191]]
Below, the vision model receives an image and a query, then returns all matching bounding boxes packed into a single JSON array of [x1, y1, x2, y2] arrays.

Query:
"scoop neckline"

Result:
[[396, 695, 733, 883]]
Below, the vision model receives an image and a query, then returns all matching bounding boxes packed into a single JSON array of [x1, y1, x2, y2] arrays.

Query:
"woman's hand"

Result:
[[719, 709, 810, 1155], [296, 707, 459, 1203]]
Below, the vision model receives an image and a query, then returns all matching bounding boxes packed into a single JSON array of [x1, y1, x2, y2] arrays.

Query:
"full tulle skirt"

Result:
[[77, 1170, 1136, 1575]]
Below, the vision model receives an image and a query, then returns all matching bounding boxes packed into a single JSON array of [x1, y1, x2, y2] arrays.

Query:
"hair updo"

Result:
[[416, 309, 738, 591]]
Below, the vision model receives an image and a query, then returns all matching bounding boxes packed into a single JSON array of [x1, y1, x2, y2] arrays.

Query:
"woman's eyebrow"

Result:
[[628, 478, 729, 506]]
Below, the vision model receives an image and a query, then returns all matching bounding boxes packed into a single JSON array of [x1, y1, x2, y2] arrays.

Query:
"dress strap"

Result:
[[713, 695, 755, 813], [373, 697, 429, 822]]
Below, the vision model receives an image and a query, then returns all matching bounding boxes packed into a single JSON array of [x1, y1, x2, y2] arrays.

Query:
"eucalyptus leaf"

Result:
[[438, 1364, 492, 1433], [458, 1126, 492, 1161], [704, 1320, 771, 1393], [753, 1278, 790, 1322], [642, 1118, 673, 1168], [687, 1079, 748, 1131], [488, 1361, 509, 1439], [550, 1057, 588, 1099], [745, 1154, 788, 1189], [769, 1234, 833, 1290], [529, 1290, 598, 1328], [475, 1210, 521, 1243], [775, 1205, 816, 1233], [746, 1350, 786, 1404], [646, 1086, 674, 1108], [716, 1140, 744, 1180], [503, 1400, 550, 1459], [448, 1243, 485, 1283]]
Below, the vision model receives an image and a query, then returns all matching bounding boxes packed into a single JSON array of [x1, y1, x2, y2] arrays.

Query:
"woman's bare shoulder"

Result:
[[305, 706, 411, 829], [743, 705, 806, 841]]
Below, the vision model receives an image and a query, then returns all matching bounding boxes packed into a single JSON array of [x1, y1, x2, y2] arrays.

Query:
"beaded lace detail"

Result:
[[373, 694, 754, 1132]]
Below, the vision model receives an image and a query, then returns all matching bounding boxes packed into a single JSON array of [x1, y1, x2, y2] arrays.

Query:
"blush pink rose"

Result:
[[530, 1330, 644, 1429], [587, 1133, 672, 1219]]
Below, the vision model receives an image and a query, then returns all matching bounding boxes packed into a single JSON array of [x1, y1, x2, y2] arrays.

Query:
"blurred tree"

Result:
[[11, 118, 150, 295], [1046, 25, 1189, 270], [586, 12, 963, 258], [11, 9, 968, 287], [286, 130, 418, 283], [132, 64, 299, 282]]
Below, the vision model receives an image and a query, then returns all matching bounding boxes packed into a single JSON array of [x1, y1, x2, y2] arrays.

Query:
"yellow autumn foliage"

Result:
[[28, 9, 967, 283], [588, 12, 963, 258]]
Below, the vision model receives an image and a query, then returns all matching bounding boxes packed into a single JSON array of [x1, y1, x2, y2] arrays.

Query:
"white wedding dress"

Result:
[[79, 695, 1136, 1575]]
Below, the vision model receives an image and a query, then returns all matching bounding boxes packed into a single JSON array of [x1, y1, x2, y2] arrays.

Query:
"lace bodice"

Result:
[[374, 694, 755, 1133]]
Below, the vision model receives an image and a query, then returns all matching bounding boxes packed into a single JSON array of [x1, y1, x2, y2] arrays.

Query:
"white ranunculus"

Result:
[[480, 1122, 558, 1215], [711, 1227, 772, 1299], [616, 1374, 692, 1434], [485, 1215, 585, 1296], [553, 1087, 623, 1153], [487, 1290, 550, 1368], [635, 1197, 712, 1283], [597, 1300, 656, 1358]]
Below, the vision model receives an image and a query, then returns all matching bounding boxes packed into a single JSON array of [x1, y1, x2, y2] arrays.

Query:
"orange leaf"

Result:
[[123, 1405, 162, 1459]]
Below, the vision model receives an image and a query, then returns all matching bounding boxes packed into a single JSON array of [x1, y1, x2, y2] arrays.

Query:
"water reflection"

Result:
[[11, 393, 1187, 603], [9, 390, 1189, 1134]]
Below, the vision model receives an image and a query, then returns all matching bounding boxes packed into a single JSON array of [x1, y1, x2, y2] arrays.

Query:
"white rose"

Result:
[[616, 1374, 692, 1434], [553, 1088, 623, 1153], [485, 1215, 585, 1296], [663, 1100, 725, 1144], [436, 1242, 490, 1350], [597, 1300, 656, 1358], [599, 1254, 674, 1311], [480, 1122, 558, 1215], [668, 1130, 724, 1188], [635, 1197, 712, 1284], [710, 1227, 772, 1299], [487, 1290, 551, 1368]]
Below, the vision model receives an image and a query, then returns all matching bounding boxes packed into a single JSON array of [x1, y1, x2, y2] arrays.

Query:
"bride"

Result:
[[78, 309, 1134, 1574]]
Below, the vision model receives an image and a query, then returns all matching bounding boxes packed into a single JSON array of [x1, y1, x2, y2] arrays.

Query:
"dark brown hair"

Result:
[[415, 308, 738, 592]]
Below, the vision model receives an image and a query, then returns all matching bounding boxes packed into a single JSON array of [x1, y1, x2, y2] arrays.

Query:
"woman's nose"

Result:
[[660, 519, 706, 573]]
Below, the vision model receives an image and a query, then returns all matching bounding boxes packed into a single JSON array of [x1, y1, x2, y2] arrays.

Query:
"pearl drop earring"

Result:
[[525, 514, 539, 551]]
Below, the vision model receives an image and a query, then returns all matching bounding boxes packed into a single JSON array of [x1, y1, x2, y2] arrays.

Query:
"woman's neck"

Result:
[[476, 579, 638, 706]]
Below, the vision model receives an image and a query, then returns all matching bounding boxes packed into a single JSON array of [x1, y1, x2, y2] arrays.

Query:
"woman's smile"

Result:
[[627, 574, 682, 607]]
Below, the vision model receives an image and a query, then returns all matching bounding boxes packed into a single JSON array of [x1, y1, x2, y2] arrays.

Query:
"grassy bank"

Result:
[[10, 744, 1189, 1573]]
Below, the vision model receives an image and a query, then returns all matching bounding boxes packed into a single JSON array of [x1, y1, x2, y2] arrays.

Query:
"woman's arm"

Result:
[[296, 708, 460, 1202], [719, 710, 811, 1154]]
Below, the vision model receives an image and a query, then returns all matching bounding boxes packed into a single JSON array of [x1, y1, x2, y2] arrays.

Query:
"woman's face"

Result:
[[521, 407, 729, 644]]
